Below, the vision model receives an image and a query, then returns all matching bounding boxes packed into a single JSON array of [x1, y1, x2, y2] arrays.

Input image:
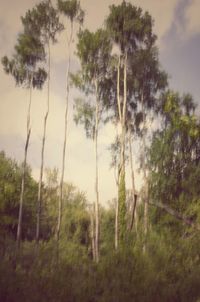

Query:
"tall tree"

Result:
[[106, 1, 160, 244], [55, 0, 84, 246], [22, 0, 63, 243], [105, 2, 168, 246], [72, 28, 112, 262], [2, 32, 46, 248]]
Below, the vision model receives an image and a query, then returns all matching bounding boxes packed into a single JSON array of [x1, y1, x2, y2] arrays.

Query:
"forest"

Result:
[[0, 0, 200, 301]]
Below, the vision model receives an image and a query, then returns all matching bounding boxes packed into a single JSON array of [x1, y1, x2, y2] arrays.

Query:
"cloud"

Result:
[[184, 0, 200, 36], [50, 0, 181, 62], [1, 0, 179, 204], [132, 0, 179, 45]]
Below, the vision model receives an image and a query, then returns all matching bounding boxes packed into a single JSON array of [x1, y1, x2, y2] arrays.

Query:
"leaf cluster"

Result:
[[57, 0, 84, 24]]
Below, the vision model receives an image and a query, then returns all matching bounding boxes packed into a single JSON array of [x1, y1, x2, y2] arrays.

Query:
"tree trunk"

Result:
[[141, 92, 148, 252], [94, 79, 100, 263], [56, 21, 73, 243], [119, 53, 127, 243], [128, 130, 138, 232], [16, 79, 32, 248], [116, 53, 127, 245], [36, 40, 51, 243], [115, 196, 119, 250]]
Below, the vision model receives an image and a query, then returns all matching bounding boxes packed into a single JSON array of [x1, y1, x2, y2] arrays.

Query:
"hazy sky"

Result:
[[0, 0, 200, 205]]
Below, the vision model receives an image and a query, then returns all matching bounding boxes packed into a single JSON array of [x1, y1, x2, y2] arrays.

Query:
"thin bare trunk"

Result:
[[128, 131, 138, 231], [115, 57, 121, 250], [122, 53, 127, 127], [94, 79, 100, 263], [115, 197, 119, 250], [119, 53, 127, 172], [16, 80, 32, 248], [141, 92, 148, 252], [36, 40, 51, 242], [117, 56, 122, 123], [56, 21, 73, 242], [117, 53, 127, 245]]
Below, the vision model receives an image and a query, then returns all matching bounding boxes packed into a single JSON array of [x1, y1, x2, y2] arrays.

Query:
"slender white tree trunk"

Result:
[[94, 79, 100, 263], [118, 53, 127, 243], [141, 92, 148, 252], [56, 22, 73, 242], [128, 131, 137, 232], [115, 197, 119, 250], [36, 40, 51, 242], [116, 53, 128, 245], [17, 77, 32, 248]]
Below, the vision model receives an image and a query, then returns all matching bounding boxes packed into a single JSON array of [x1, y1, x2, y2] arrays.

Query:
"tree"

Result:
[[72, 28, 112, 262], [148, 91, 200, 235], [55, 0, 84, 246], [106, 1, 166, 245], [105, 1, 165, 244], [22, 0, 63, 243], [0, 151, 38, 255], [2, 30, 46, 248]]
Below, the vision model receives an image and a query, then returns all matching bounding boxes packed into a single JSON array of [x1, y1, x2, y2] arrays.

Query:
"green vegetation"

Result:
[[1, 1, 200, 301]]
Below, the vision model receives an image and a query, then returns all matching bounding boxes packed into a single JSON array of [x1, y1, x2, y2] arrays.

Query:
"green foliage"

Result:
[[106, 2, 155, 54], [100, 204, 115, 255], [60, 184, 90, 248], [1, 232, 200, 302], [148, 91, 200, 234], [15, 33, 45, 66], [76, 29, 111, 82], [0, 151, 37, 242], [2, 32, 47, 88], [0, 149, 200, 302], [22, 0, 64, 44], [73, 98, 95, 139], [57, 0, 84, 24]]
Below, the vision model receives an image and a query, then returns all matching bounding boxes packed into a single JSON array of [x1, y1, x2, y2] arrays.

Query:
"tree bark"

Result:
[[115, 197, 119, 250], [56, 21, 73, 243], [141, 92, 148, 252], [128, 130, 138, 232], [36, 40, 51, 243], [94, 79, 100, 263], [117, 53, 127, 245], [16, 79, 32, 248]]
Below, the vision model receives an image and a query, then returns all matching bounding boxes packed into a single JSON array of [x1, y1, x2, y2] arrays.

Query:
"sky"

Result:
[[0, 0, 200, 205]]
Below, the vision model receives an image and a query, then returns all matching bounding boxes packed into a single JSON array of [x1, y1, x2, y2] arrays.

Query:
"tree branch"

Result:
[[149, 201, 200, 231]]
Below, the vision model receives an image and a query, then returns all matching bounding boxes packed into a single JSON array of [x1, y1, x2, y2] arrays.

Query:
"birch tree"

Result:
[[55, 0, 84, 245], [106, 1, 167, 245], [106, 1, 158, 244], [22, 0, 63, 243], [72, 28, 112, 262], [2, 33, 46, 248]]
